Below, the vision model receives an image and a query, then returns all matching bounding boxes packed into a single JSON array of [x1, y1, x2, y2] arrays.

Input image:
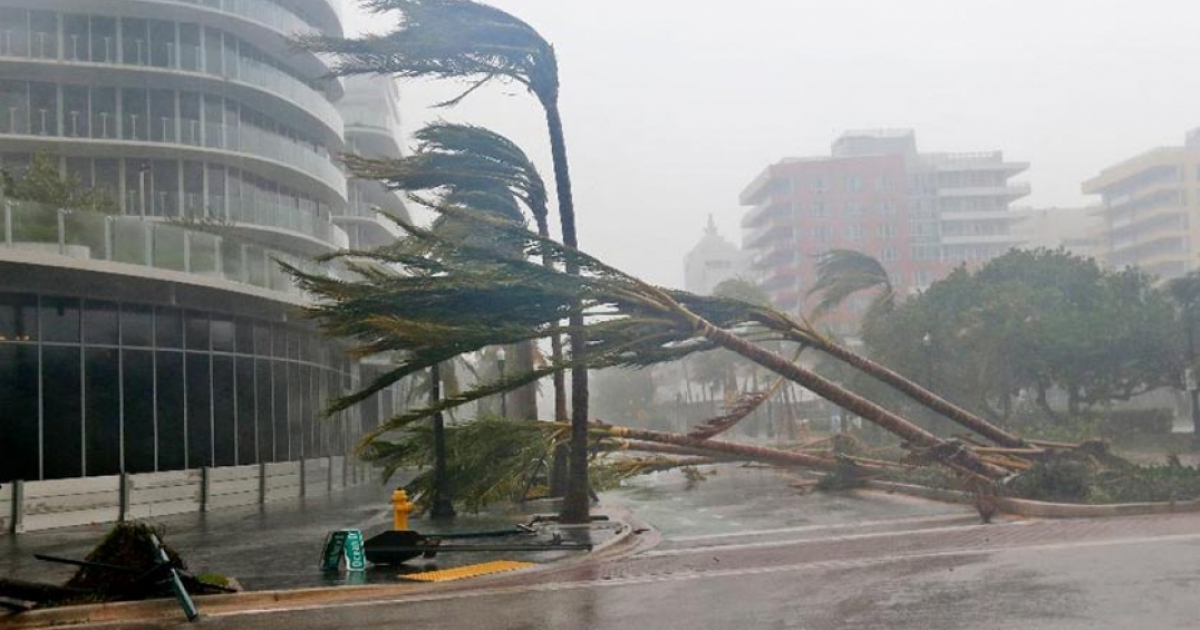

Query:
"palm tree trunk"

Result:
[[697, 322, 1009, 479], [605, 426, 839, 471], [810, 338, 1030, 449], [512, 341, 539, 420], [543, 98, 590, 523], [534, 215, 570, 497]]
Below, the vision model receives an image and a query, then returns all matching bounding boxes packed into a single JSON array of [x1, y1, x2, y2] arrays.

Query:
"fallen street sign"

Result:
[[321, 529, 367, 572]]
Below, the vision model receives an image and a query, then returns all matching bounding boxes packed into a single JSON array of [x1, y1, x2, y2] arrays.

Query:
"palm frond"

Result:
[[807, 249, 895, 320]]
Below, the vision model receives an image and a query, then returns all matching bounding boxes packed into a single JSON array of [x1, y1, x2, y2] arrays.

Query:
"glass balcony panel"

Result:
[[188, 232, 219, 276], [62, 211, 109, 260], [246, 245, 268, 287], [152, 224, 187, 271], [111, 218, 148, 265], [9, 202, 58, 245], [221, 239, 245, 282]]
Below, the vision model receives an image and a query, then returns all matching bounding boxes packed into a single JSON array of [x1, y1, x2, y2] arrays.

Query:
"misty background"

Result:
[[341, 0, 1200, 287]]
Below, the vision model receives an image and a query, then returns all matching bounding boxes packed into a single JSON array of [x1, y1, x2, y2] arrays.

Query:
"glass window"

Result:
[[121, 88, 148, 141], [63, 15, 89, 62], [156, 351, 185, 470], [233, 318, 253, 355], [29, 82, 58, 136], [236, 357, 256, 465], [185, 352, 211, 468], [121, 304, 153, 348], [121, 18, 148, 66], [41, 296, 80, 343], [149, 89, 176, 143], [85, 348, 121, 476], [0, 8, 30, 58], [0, 80, 29, 135], [0, 293, 37, 342], [288, 362, 302, 458], [90, 87, 116, 140], [148, 19, 175, 68], [28, 10, 57, 60], [207, 316, 233, 353], [43, 346, 82, 479], [186, 311, 210, 351], [91, 16, 117, 64], [272, 360, 289, 460], [0, 345, 40, 482], [155, 307, 183, 348], [203, 27, 222, 75], [255, 358, 274, 462], [84, 300, 120, 346], [122, 349, 155, 473], [179, 23, 200, 71], [212, 355, 235, 466]]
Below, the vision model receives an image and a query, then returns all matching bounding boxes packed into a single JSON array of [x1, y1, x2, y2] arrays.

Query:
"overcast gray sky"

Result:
[[340, 0, 1200, 287]]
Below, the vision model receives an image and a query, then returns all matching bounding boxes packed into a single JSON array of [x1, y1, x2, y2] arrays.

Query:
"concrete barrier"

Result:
[[263, 461, 303, 503], [23, 475, 122, 531], [127, 470, 203, 520], [6, 456, 371, 534], [0, 481, 12, 532]]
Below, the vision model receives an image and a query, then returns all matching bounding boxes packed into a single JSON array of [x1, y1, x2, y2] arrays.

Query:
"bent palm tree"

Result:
[[347, 121, 563, 422], [303, 0, 592, 521]]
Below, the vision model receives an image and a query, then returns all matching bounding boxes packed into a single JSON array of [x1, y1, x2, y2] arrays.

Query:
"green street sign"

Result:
[[344, 529, 366, 571], [321, 529, 366, 572]]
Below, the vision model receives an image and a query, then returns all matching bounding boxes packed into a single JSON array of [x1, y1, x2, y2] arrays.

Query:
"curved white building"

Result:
[[0, 0, 407, 484]]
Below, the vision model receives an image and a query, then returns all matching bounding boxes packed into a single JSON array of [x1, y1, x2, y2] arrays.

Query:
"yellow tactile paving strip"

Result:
[[400, 560, 538, 583]]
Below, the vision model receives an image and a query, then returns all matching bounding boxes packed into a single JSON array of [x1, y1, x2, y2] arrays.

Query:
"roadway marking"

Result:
[[214, 530, 1200, 621], [664, 512, 979, 543], [642, 520, 1001, 557]]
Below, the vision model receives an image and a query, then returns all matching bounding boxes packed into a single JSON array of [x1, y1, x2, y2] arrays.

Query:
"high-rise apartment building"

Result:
[[740, 130, 1028, 327], [1083, 130, 1200, 280], [0, 1, 406, 483]]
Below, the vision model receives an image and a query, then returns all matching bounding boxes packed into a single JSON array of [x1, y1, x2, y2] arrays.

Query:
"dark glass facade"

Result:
[[0, 291, 382, 482]]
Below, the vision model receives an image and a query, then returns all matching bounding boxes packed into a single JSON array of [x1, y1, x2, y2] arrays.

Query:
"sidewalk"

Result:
[[0, 483, 621, 592]]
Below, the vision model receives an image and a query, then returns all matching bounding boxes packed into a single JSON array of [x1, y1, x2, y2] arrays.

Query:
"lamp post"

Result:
[[496, 347, 507, 418], [429, 363, 456, 519], [922, 332, 933, 391], [1185, 315, 1200, 449]]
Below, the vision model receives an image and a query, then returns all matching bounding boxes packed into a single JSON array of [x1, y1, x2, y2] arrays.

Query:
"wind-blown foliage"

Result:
[[303, 0, 589, 519], [808, 249, 895, 322], [288, 207, 1012, 480], [301, 0, 559, 106]]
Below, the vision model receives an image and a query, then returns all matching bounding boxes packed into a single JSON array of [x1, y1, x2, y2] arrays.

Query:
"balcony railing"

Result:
[[0, 202, 344, 298]]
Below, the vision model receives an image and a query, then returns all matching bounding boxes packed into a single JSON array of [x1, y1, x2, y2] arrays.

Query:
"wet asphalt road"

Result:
[[25, 466, 1200, 629]]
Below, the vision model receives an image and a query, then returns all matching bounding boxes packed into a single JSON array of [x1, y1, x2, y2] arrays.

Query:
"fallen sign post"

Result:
[[320, 529, 367, 572]]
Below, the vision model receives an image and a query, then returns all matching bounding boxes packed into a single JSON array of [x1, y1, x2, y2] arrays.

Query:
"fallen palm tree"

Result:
[[289, 207, 1030, 489]]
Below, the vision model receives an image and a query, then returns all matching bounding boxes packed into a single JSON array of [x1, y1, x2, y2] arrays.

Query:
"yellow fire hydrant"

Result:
[[392, 488, 413, 531]]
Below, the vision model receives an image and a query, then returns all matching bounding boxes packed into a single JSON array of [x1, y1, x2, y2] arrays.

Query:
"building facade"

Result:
[[1083, 130, 1200, 280], [683, 215, 750, 295], [1010, 206, 1105, 261], [740, 130, 1028, 328], [0, 0, 407, 483]]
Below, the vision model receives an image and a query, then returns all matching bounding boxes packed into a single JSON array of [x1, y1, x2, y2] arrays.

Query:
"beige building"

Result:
[[1083, 130, 1200, 280], [1010, 206, 1105, 261]]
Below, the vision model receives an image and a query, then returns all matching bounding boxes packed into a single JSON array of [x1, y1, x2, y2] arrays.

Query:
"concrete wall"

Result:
[[5, 457, 373, 534]]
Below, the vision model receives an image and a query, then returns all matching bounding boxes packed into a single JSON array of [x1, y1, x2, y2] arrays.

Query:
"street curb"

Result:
[[862, 480, 1200, 518], [0, 506, 645, 629]]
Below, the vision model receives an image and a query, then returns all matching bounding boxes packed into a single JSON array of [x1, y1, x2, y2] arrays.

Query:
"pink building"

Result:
[[740, 130, 1028, 335]]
